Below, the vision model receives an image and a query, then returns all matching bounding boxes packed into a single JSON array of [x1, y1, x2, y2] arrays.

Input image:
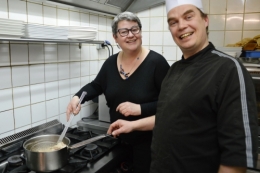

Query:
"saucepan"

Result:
[[23, 134, 110, 172]]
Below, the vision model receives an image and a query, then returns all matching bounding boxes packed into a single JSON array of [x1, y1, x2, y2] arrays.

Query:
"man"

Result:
[[107, 0, 258, 172]]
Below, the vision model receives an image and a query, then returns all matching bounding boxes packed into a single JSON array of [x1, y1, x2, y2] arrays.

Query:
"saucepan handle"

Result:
[[69, 134, 112, 150]]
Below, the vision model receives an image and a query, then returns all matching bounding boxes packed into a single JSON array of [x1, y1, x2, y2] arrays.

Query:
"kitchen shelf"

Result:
[[0, 38, 104, 49]]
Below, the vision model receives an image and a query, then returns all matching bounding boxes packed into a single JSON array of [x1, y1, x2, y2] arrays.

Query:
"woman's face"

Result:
[[113, 20, 142, 52]]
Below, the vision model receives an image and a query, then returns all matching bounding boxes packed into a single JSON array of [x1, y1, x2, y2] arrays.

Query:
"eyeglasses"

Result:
[[117, 26, 140, 37]]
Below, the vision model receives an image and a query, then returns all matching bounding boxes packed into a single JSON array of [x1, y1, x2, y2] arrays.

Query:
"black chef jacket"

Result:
[[150, 42, 258, 173]]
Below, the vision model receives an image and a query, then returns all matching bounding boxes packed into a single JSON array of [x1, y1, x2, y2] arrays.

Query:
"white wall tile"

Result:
[[47, 116, 60, 123], [15, 125, 31, 133], [99, 59, 105, 70], [89, 45, 99, 60], [137, 10, 149, 17], [225, 31, 242, 46], [45, 81, 58, 100], [0, 67, 12, 89], [243, 31, 260, 39], [32, 119, 46, 127], [0, 130, 14, 139], [81, 45, 90, 60], [163, 31, 175, 46], [13, 86, 30, 108], [70, 78, 80, 95], [70, 62, 80, 78], [244, 13, 260, 30], [12, 66, 29, 87], [150, 17, 164, 31], [70, 11, 80, 26], [90, 61, 99, 75], [70, 45, 80, 61], [0, 89, 13, 112], [210, 0, 227, 14], [58, 44, 70, 62], [0, 0, 8, 19], [45, 63, 58, 82], [163, 16, 169, 31], [58, 79, 70, 97], [150, 32, 163, 45], [209, 31, 225, 46], [81, 76, 89, 88], [80, 13, 90, 26], [150, 46, 162, 55], [8, 0, 27, 22], [140, 18, 150, 32], [142, 32, 150, 46], [59, 113, 67, 125], [245, 0, 260, 13], [10, 44, 28, 65], [27, 2, 43, 24], [44, 44, 58, 63], [163, 46, 177, 61], [14, 106, 31, 128], [0, 110, 14, 134], [106, 18, 112, 32], [30, 83, 45, 104], [59, 95, 70, 114], [201, 0, 210, 14], [90, 14, 98, 28], [80, 61, 90, 76], [46, 99, 59, 118], [31, 102, 46, 123], [0, 44, 10, 66], [209, 15, 225, 30], [58, 63, 70, 80], [176, 47, 183, 61], [43, 6, 57, 26], [30, 64, 45, 84], [226, 14, 243, 30], [150, 5, 164, 17], [57, 8, 69, 26], [98, 31, 106, 41], [29, 44, 44, 64], [98, 48, 108, 60], [99, 16, 107, 31], [227, 0, 244, 13]]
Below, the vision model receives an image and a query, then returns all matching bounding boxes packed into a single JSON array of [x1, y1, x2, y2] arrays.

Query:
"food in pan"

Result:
[[32, 142, 67, 152]]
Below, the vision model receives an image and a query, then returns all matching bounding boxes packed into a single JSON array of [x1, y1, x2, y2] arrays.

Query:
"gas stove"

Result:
[[0, 120, 130, 173]]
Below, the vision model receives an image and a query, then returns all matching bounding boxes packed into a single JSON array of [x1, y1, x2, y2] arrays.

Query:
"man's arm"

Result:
[[218, 165, 246, 173], [107, 115, 155, 136]]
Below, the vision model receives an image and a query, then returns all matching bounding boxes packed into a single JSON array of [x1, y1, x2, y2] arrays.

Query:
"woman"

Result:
[[66, 11, 170, 173]]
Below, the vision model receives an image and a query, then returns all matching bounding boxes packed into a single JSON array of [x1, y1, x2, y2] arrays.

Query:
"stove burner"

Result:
[[7, 155, 23, 167], [79, 144, 102, 160], [84, 143, 98, 151]]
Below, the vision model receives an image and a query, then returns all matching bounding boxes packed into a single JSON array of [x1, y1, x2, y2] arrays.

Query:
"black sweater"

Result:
[[76, 50, 170, 143]]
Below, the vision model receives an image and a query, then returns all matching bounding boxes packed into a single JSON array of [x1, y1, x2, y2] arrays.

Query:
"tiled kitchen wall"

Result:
[[0, 0, 260, 138]]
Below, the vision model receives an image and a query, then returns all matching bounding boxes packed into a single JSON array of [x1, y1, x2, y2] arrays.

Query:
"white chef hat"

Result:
[[165, 0, 204, 13]]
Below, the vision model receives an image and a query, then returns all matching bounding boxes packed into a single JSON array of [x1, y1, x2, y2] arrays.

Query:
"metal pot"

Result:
[[23, 134, 109, 172]]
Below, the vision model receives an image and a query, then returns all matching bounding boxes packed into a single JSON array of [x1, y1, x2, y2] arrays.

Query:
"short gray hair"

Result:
[[111, 11, 142, 36]]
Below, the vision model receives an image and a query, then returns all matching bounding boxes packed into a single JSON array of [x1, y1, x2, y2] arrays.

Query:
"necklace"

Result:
[[119, 48, 142, 79]]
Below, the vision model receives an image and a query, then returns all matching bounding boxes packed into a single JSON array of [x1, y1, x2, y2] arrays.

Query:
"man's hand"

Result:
[[107, 119, 134, 137]]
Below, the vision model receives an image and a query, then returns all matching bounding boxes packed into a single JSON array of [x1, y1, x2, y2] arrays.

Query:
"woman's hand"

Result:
[[66, 96, 81, 121], [116, 102, 141, 116], [107, 119, 134, 137]]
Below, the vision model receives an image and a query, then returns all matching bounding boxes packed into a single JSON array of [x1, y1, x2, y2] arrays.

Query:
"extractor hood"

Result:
[[46, 0, 165, 16]]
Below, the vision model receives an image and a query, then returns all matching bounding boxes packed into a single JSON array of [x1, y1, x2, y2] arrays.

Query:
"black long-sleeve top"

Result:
[[76, 50, 170, 144]]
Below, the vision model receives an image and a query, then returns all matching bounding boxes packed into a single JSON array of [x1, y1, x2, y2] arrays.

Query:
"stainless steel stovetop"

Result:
[[0, 120, 130, 173]]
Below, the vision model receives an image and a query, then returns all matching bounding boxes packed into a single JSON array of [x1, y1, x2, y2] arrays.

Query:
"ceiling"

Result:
[[46, 0, 165, 16]]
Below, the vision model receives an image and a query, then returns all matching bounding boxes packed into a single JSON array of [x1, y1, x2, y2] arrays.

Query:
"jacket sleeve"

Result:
[[216, 61, 258, 168]]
